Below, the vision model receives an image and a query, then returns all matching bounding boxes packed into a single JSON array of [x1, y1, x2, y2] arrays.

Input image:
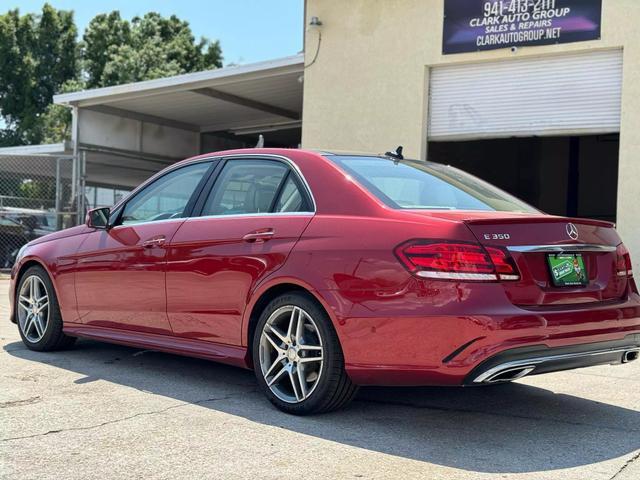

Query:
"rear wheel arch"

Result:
[[245, 282, 338, 362]]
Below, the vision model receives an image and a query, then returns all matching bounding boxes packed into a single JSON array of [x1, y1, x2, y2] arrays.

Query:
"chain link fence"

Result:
[[0, 154, 77, 269]]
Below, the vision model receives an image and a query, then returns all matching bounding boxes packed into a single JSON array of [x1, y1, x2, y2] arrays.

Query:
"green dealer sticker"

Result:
[[547, 254, 588, 287]]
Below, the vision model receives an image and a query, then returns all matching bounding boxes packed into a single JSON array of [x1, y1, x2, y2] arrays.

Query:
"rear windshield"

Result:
[[328, 155, 537, 213]]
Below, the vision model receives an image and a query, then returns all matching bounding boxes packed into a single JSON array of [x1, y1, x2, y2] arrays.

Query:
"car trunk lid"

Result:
[[399, 210, 629, 306], [462, 214, 626, 306]]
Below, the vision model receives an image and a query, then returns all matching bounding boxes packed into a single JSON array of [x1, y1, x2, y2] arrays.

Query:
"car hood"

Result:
[[28, 224, 93, 246]]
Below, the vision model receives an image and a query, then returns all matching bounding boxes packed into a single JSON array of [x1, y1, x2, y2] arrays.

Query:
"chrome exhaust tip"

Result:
[[622, 349, 640, 364], [478, 365, 536, 384]]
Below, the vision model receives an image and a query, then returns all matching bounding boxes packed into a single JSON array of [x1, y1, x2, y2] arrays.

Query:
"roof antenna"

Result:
[[255, 134, 264, 148], [385, 146, 404, 162]]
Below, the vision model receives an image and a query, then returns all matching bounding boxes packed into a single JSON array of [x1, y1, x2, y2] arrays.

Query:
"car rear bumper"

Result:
[[329, 287, 640, 386], [463, 336, 640, 385]]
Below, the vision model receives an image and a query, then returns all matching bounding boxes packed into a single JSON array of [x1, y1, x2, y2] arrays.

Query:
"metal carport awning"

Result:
[[54, 54, 304, 138], [37, 55, 305, 227]]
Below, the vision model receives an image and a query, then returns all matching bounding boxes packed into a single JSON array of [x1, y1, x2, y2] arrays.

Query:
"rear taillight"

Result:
[[485, 247, 520, 281], [394, 240, 520, 282], [616, 243, 633, 278]]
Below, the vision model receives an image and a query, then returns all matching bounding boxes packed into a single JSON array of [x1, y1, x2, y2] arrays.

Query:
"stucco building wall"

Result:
[[302, 0, 640, 268]]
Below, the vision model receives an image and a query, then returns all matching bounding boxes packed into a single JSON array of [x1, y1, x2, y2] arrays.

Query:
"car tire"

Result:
[[252, 292, 358, 415], [15, 266, 76, 352]]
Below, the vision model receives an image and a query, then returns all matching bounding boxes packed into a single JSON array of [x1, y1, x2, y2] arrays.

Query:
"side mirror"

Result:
[[86, 207, 111, 229]]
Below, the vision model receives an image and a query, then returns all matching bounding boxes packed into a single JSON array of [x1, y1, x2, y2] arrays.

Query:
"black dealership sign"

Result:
[[443, 0, 602, 54]]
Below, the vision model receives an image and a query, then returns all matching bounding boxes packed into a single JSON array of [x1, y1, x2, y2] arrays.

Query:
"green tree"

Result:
[[18, 177, 56, 201], [82, 11, 131, 89], [0, 4, 78, 146], [86, 12, 222, 87], [0, 6, 223, 146], [39, 79, 85, 144]]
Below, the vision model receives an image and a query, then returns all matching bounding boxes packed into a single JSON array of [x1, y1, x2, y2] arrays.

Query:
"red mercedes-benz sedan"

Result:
[[8, 148, 640, 414]]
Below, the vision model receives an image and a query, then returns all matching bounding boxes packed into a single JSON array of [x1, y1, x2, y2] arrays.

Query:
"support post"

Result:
[[79, 150, 87, 222], [55, 157, 62, 230], [71, 105, 80, 225]]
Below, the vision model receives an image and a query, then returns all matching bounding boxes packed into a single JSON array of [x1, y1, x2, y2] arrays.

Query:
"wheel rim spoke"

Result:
[[267, 324, 287, 344], [289, 369, 302, 401], [259, 304, 324, 404], [298, 345, 322, 351], [264, 331, 285, 354], [23, 314, 34, 334], [296, 364, 308, 399], [33, 316, 44, 337], [286, 307, 298, 341], [267, 364, 287, 386], [264, 356, 284, 378], [294, 308, 305, 343], [18, 300, 31, 313], [298, 356, 323, 364]]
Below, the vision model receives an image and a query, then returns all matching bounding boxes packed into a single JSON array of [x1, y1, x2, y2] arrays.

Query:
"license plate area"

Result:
[[547, 253, 588, 287]]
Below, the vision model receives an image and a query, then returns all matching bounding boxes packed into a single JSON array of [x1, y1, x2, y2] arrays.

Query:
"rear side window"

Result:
[[201, 160, 288, 216], [328, 155, 536, 213], [274, 175, 306, 213]]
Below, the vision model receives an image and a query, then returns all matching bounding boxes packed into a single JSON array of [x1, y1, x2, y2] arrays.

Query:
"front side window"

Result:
[[202, 160, 291, 216], [120, 162, 210, 225], [328, 155, 537, 213]]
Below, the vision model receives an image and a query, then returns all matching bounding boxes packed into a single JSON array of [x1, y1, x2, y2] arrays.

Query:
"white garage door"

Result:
[[428, 50, 623, 141]]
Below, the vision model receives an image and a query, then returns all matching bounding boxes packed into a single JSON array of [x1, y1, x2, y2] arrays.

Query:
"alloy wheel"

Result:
[[17, 275, 49, 343], [259, 305, 324, 403]]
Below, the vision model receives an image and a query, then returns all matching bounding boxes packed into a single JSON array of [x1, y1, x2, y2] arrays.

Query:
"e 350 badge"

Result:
[[483, 233, 510, 240]]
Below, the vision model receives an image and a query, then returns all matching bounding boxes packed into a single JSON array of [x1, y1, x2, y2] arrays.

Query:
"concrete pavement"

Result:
[[1, 277, 639, 479]]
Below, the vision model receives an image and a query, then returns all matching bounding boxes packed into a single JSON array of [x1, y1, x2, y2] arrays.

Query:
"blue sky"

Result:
[[9, 0, 304, 65]]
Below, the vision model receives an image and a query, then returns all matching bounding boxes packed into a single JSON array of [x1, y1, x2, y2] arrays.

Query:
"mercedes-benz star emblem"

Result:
[[566, 223, 579, 240]]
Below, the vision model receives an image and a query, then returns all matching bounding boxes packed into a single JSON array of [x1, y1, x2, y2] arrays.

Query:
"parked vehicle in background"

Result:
[[0, 208, 57, 268], [0, 214, 31, 269], [8, 149, 640, 414]]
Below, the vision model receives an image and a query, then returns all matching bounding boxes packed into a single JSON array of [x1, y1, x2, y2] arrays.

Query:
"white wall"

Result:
[[78, 109, 199, 159]]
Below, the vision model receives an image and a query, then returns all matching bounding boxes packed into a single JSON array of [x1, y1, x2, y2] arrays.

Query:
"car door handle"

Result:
[[242, 229, 275, 243], [142, 236, 166, 248]]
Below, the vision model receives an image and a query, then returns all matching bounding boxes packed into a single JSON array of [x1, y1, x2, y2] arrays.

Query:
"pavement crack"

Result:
[[610, 450, 640, 479], [1, 389, 253, 442], [0, 396, 41, 408]]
